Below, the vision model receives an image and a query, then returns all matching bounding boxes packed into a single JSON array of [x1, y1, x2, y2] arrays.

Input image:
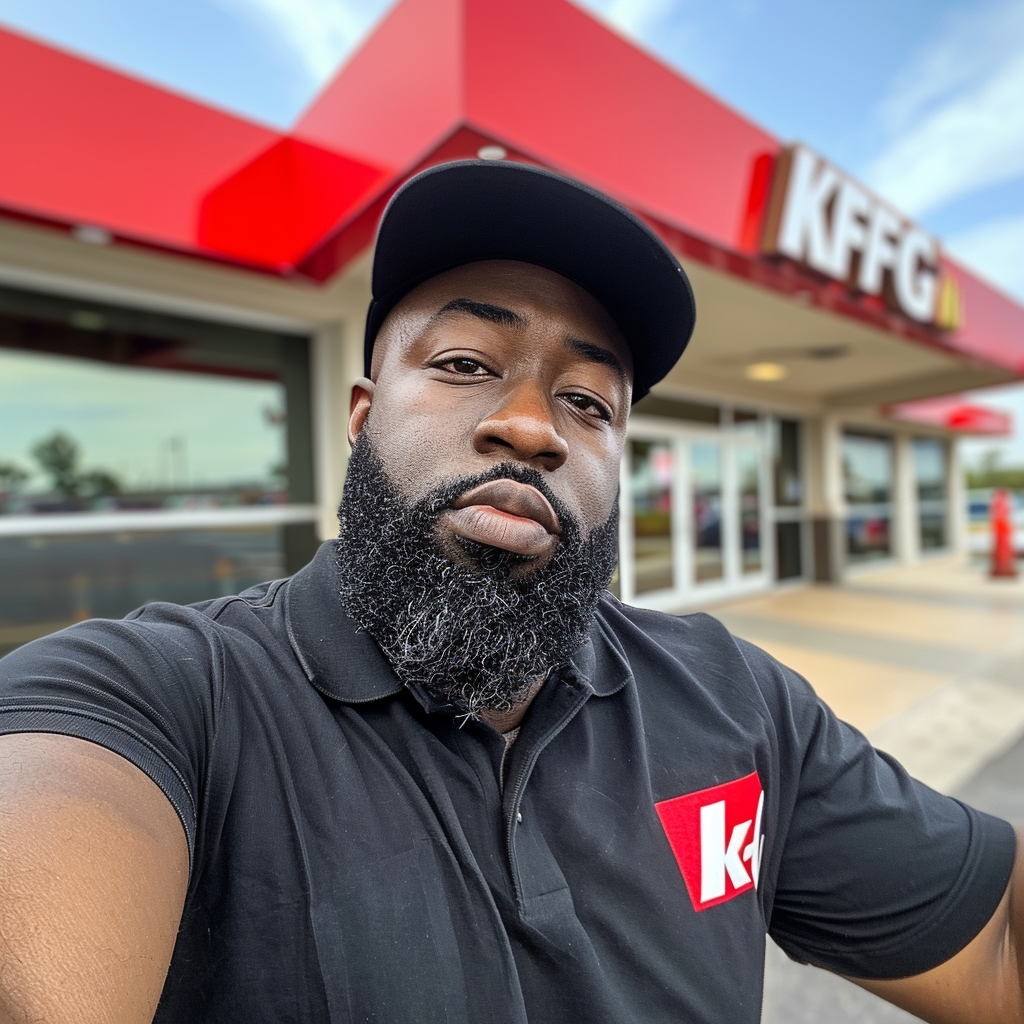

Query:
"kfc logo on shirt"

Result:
[[655, 771, 765, 912]]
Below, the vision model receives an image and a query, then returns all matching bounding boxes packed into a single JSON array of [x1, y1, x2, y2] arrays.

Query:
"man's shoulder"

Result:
[[593, 591, 808, 706], [0, 574, 296, 686], [595, 591, 740, 654]]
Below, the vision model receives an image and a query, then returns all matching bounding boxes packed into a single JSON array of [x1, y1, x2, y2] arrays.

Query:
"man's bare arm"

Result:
[[852, 828, 1024, 1024], [0, 733, 188, 1024]]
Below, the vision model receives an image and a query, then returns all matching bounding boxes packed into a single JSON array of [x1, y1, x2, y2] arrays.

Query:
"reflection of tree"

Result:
[[0, 461, 29, 493], [30, 431, 122, 498], [32, 433, 79, 496]]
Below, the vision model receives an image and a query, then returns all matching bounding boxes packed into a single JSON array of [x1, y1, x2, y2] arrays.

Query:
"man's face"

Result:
[[335, 260, 631, 713], [350, 259, 633, 572]]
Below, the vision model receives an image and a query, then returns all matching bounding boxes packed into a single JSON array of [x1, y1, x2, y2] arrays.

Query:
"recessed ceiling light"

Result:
[[72, 225, 112, 246], [745, 362, 788, 382], [477, 145, 507, 161]]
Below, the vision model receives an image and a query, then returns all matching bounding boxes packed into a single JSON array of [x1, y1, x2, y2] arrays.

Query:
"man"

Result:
[[0, 160, 1020, 1023]]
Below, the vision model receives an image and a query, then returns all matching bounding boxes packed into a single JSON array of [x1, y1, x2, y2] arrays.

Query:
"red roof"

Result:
[[0, 0, 1023, 376]]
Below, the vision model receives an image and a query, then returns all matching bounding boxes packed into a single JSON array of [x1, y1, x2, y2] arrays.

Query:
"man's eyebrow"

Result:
[[434, 298, 525, 329], [565, 335, 629, 383]]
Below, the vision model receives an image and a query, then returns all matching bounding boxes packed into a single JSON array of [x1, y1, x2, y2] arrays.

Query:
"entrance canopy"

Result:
[[0, 0, 1022, 410]]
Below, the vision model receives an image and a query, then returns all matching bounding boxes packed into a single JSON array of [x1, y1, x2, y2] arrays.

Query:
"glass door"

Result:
[[629, 439, 676, 595], [620, 421, 770, 609], [691, 441, 724, 584], [736, 443, 764, 576]]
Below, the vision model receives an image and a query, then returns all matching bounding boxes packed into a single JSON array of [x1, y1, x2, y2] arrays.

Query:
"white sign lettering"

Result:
[[763, 144, 943, 325]]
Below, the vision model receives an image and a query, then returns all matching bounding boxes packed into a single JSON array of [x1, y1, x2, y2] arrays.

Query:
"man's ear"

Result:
[[348, 377, 375, 445]]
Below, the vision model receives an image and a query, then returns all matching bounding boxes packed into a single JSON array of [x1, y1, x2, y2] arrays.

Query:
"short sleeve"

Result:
[[737, 638, 1017, 980], [0, 605, 221, 864]]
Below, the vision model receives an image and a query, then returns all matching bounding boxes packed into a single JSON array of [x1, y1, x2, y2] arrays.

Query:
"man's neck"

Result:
[[477, 676, 546, 733]]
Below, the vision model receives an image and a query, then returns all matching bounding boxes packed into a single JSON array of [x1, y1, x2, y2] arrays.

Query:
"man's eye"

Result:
[[563, 393, 611, 420], [440, 358, 490, 376]]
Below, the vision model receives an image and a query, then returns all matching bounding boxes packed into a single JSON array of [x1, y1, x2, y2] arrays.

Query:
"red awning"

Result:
[[885, 396, 1012, 436]]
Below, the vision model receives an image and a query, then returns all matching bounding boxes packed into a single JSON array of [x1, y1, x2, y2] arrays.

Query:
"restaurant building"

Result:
[[1, 0, 1022, 651]]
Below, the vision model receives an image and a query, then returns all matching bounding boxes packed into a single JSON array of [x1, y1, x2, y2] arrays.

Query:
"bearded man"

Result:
[[0, 161, 1021, 1024]]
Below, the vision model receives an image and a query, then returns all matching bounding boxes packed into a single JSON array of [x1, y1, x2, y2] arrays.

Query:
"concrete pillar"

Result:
[[893, 432, 919, 563], [805, 415, 846, 582]]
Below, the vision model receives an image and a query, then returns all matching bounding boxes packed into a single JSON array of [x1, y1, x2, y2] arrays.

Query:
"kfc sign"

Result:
[[655, 771, 765, 913], [761, 144, 959, 329]]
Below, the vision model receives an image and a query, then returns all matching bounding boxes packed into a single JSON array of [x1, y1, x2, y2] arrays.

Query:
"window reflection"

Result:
[[737, 446, 762, 574], [0, 527, 286, 658], [843, 432, 893, 562], [692, 442, 723, 582], [0, 350, 288, 515], [631, 439, 674, 594], [913, 439, 948, 551]]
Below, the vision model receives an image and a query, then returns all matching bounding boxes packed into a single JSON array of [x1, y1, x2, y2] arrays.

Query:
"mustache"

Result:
[[419, 462, 582, 544]]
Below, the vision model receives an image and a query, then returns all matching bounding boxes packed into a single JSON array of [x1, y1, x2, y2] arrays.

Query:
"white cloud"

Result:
[[578, 0, 679, 43], [947, 213, 1024, 303], [863, 1, 1024, 217], [213, 0, 390, 83]]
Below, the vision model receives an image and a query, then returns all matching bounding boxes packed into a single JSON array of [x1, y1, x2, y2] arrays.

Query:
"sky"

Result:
[[0, 0, 1022, 463]]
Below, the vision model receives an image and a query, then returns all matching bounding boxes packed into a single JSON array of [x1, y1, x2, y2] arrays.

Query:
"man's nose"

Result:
[[472, 379, 569, 470]]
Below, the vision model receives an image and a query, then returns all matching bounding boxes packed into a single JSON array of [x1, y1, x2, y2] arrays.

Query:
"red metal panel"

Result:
[[462, 0, 779, 251], [198, 138, 389, 269], [293, 0, 463, 174], [941, 259, 1024, 373], [0, 26, 280, 248]]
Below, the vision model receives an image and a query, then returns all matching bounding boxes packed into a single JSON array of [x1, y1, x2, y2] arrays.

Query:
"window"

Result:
[[737, 445, 762, 574], [0, 286, 316, 652], [0, 527, 286, 659], [630, 439, 675, 594], [913, 438, 948, 551], [692, 442, 724, 582], [843, 432, 894, 562]]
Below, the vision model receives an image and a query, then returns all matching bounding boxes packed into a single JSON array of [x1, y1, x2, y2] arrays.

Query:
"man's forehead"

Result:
[[378, 260, 631, 361]]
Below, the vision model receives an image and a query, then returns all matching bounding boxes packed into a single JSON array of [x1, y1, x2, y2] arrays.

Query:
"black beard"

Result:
[[335, 434, 619, 716]]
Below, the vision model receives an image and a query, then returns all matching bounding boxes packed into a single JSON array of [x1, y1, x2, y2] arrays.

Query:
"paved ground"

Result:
[[715, 556, 1024, 793], [694, 555, 1024, 1023]]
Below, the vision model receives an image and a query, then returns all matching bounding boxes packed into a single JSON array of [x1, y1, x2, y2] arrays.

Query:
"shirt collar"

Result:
[[284, 541, 634, 704], [284, 541, 404, 704]]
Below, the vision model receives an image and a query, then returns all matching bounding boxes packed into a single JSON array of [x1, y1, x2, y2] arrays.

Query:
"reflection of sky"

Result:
[[843, 435, 893, 502], [691, 443, 722, 491], [0, 350, 286, 491], [912, 438, 946, 486]]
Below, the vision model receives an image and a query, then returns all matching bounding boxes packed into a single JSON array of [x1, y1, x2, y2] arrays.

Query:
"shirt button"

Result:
[[516, 811, 523, 823]]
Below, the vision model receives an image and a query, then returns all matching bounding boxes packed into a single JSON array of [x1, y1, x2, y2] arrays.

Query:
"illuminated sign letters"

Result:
[[761, 144, 954, 327]]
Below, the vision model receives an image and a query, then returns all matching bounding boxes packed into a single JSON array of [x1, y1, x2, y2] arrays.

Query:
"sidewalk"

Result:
[[704, 556, 1024, 1024], [713, 554, 1024, 794]]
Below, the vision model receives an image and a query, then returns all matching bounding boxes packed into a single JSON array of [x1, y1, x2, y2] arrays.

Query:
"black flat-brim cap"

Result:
[[364, 160, 695, 402]]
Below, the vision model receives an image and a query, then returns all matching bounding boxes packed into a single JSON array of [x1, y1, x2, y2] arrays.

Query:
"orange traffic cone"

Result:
[[990, 489, 1018, 578]]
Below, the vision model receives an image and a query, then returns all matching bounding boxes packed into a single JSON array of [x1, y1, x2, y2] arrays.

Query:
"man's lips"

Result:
[[445, 479, 561, 557]]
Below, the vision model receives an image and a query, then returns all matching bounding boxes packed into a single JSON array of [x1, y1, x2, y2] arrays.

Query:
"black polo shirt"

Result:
[[0, 541, 1014, 1023]]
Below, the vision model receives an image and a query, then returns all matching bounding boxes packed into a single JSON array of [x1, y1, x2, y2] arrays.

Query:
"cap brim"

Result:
[[365, 160, 695, 402]]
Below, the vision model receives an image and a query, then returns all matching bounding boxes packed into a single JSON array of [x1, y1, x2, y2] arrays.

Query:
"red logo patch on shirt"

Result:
[[655, 771, 765, 913]]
